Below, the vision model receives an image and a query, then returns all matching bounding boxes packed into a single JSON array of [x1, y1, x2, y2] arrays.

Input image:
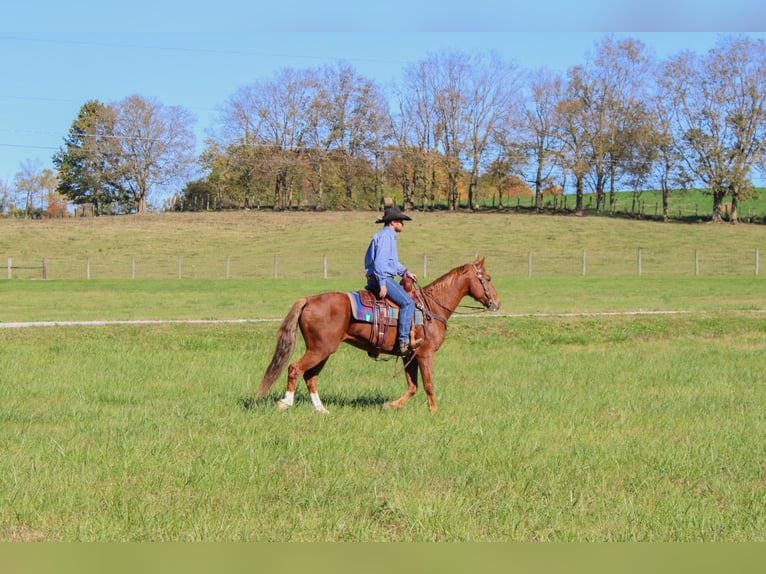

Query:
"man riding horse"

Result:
[[364, 206, 418, 357]]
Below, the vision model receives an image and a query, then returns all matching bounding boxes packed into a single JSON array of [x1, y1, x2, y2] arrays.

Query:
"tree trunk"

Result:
[[711, 189, 727, 223], [534, 160, 543, 211], [575, 176, 584, 215]]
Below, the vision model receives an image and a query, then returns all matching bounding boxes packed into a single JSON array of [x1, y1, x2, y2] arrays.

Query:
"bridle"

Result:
[[414, 263, 496, 318], [471, 263, 497, 311], [396, 263, 495, 365]]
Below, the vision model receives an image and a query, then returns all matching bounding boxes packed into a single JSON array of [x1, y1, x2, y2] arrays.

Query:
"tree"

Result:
[[53, 100, 126, 214], [431, 50, 470, 211], [390, 59, 441, 208], [309, 62, 389, 207], [462, 51, 522, 210], [13, 161, 59, 218], [522, 68, 565, 211], [558, 37, 655, 214], [659, 35, 766, 223], [557, 67, 592, 214], [0, 177, 10, 214], [112, 95, 196, 213]]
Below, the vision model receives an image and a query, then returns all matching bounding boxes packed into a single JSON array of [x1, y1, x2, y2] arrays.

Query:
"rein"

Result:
[[415, 263, 496, 317]]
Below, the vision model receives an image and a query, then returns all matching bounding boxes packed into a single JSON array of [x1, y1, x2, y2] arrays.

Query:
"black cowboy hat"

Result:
[[376, 205, 412, 223]]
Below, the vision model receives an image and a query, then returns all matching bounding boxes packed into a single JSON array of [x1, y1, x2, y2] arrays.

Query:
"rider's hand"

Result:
[[379, 284, 387, 299]]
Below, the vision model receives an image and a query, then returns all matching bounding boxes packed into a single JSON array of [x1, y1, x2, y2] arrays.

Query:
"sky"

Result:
[[2, 1, 766, 186]]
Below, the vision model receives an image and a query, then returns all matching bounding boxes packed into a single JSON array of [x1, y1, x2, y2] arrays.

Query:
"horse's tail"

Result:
[[255, 297, 308, 400]]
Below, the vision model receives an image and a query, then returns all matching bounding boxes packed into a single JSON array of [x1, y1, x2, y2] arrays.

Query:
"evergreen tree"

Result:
[[53, 100, 129, 214]]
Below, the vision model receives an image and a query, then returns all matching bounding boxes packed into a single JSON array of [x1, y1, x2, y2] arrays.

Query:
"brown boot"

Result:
[[397, 341, 411, 356]]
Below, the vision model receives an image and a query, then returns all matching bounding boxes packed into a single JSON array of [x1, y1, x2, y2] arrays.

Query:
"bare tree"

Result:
[[113, 95, 196, 213], [12, 161, 57, 218], [311, 62, 389, 207], [390, 59, 440, 209], [397, 50, 519, 211], [0, 177, 10, 214], [522, 68, 565, 211], [556, 38, 656, 215], [659, 35, 766, 223], [557, 67, 593, 214], [463, 51, 523, 210]]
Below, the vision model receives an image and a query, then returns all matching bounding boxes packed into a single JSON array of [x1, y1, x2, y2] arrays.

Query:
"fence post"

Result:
[[7, 257, 11, 279], [42, 258, 47, 280], [273, 255, 278, 279], [323, 255, 327, 279], [756, 248, 760, 276], [86, 257, 90, 280], [423, 254, 428, 279], [131, 256, 135, 280], [637, 248, 642, 276], [178, 256, 182, 279], [226, 256, 231, 280]]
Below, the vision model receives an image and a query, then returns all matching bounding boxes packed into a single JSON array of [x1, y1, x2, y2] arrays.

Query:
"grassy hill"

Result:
[[1, 209, 764, 281]]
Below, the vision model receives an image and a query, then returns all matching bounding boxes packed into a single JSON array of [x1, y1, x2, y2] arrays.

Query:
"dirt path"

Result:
[[0, 311, 696, 329]]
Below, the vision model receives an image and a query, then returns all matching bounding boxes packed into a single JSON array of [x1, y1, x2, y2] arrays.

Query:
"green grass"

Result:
[[1, 212, 765, 541], [1, 210, 764, 279], [1, 314, 765, 541], [487, 187, 766, 222], [1, 273, 764, 323]]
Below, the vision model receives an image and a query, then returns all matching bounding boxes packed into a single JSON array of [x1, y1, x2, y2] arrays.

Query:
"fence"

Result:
[[5, 257, 48, 279], [2, 249, 762, 280]]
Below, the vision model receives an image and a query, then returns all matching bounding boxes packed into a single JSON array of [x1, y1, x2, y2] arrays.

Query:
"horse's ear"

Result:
[[474, 255, 485, 266]]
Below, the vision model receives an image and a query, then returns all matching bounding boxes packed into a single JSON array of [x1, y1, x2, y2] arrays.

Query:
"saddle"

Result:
[[348, 275, 421, 352], [358, 290, 399, 349]]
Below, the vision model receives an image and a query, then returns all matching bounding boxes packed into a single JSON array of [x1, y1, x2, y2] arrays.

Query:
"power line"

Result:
[[0, 35, 411, 67], [0, 143, 57, 151]]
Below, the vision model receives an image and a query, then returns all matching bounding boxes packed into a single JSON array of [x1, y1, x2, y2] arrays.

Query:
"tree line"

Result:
[[2, 34, 766, 223]]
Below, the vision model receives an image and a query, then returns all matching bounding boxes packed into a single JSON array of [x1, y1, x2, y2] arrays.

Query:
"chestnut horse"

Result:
[[255, 257, 500, 413]]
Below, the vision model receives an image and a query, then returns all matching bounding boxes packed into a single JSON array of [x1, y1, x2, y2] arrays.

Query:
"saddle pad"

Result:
[[347, 292, 422, 325]]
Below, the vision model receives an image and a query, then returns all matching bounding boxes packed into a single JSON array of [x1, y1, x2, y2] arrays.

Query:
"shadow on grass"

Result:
[[238, 389, 394, 411]]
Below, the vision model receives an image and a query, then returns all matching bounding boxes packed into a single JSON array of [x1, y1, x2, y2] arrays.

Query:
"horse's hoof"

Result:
[[276, 400, 292, 411], [315, 407, 330, 415]]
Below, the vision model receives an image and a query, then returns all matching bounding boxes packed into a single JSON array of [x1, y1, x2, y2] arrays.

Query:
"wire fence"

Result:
[[3, 248, 763, 280]]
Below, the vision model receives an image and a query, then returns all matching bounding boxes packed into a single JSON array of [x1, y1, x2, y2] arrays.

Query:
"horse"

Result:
[[255, 256, 500, 413]]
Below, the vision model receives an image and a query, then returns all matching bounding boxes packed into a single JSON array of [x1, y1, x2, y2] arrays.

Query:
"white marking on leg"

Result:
[[277, 390, 295, 410], [310, 392, 329, 414]]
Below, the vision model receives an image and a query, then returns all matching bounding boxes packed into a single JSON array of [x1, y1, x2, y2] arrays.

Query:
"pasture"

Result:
[[1, 211, 765, 541]]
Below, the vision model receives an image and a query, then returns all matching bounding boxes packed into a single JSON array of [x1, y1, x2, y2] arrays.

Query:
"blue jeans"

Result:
[[369, 277, 414, 345]]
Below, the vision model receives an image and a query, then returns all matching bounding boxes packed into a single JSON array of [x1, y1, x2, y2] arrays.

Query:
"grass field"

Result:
[[1, 210, 765, 280], [1, 212, 765, 541]]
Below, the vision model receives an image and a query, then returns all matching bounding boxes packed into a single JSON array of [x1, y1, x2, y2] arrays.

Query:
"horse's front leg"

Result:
[[383, 359, 419, 410], [417, 354, 438, 413]]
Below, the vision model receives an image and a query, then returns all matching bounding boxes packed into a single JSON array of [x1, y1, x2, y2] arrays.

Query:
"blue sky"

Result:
[[2, 1, 766, 183]]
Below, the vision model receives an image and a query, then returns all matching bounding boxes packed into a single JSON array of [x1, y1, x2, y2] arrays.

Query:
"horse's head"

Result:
[[468, 257, 500, 311]]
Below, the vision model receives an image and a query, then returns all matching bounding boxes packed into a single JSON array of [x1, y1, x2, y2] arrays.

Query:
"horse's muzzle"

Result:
[[488, 300, 501, 312]]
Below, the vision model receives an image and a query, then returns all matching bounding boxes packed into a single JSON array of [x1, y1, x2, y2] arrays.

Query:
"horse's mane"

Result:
[[421, 263, 471, 299]]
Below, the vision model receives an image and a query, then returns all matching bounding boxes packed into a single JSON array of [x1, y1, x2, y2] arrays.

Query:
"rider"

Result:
[[364, 205, 418, 356]]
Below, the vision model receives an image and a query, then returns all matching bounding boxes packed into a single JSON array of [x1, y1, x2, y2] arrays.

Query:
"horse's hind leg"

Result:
[[277, 351, 330, 413], [383, 359, 419, 410], [304, 359, 330, 414]]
